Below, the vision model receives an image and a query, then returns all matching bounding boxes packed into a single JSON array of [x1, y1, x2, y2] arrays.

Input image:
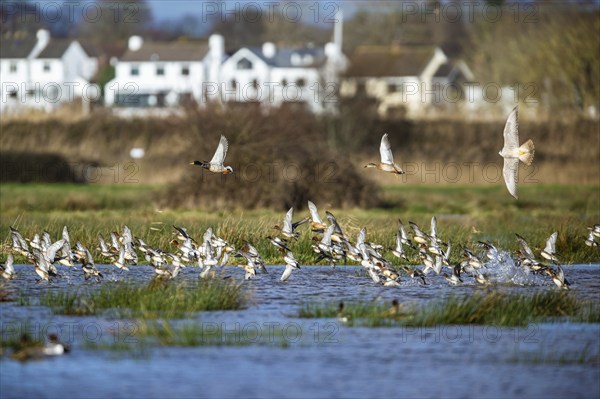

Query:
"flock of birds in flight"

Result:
[[1, 105, 597, 288], [2, 206, 599, 289], [191, 105, 535, 199]]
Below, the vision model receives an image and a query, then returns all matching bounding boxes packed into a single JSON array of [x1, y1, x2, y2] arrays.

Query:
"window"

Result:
[[281, 79, 288, 87], [131, 65, 139, 76], [230, 79, 237, 89], [156, 65, 165, 76], [9, 62, 17, 73], [43, 62, 51, 72], [251, 79, 259, 89], [296, 78, 306, 87], [181, 65, 190, 76], [237, 58, 252, 70]]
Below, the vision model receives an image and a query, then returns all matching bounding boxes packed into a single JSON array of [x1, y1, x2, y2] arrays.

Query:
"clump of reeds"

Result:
[[299, 291, 600, 327], [405, 291, 600, 327], [37, 280, 246, 318]]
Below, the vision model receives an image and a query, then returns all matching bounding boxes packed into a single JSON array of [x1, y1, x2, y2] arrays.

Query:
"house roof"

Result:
[[433, 60, 475, 82], [37, 40, 72, 59], [0, 37, 37, 59], [345, 45, 437, 78], [120, 41, 209, 62], [245, 46, 327, 68], [433, 62, 454, 78]]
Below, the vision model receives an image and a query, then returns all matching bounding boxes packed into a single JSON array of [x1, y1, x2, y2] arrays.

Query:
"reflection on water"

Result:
[[1, 263, 599, 398]]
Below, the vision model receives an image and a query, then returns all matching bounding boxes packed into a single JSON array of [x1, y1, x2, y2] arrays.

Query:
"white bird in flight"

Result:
[[499, 106, 535, 199], [191, 135, 234, 174], [364, 133, 405, 175]]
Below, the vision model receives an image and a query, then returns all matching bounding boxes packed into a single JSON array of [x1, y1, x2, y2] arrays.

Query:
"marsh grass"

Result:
[[300, 291, 600, 327], [37, 280, 246, 318], [404, 291, 593, 327], [1, 183, 598, 264]]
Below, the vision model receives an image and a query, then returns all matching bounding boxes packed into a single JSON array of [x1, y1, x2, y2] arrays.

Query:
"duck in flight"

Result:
[[364, 133, 405, 175], [191, 135, 234, 174], [499, 106, 535, 199]]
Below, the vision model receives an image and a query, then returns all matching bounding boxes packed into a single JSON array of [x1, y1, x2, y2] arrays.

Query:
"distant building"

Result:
[[0, 30, 99, 113], [341, 45, 476, 118], [105, 11, 347, 115], [104, 35, 219, 113], [216, 41, 347, 114]]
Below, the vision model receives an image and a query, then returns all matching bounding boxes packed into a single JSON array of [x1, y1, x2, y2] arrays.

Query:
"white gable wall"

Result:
[[218, 48, 270, 104]]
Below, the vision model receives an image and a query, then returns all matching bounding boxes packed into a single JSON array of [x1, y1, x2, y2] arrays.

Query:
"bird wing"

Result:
[[395, 230, 403, 253], [515, 234, 535, 258], [544, 232, 558, 254], [502, 106, 519, 152], [5, 254, 14, 273], [13, 229, 28, 250], [445, 239, 452, 261], [307, 201, 323, 224], [210, 135, 229, 165], [46, 239, 65, 262], [280, 265, 294, 281], [203, 228, 214, 244], [503, 157, 519, 199], [122, 226, 133, 246], [326, 211, 343, 235], [62, 226, 70, 244], [321, 224, 335, 245], [283, 207, 294, 234], [409, 221, 427, 239], [430, 216, 438, 240], [85, 248, 95, 265], [110, 232, 120, 250], [379, 133, 395, 165], [245, 241, 260, 258], [117, 246, 126, 264], [173, 225, 190, 239]]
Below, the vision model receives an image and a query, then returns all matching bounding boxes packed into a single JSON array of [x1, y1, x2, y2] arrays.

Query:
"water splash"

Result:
[[484, 250, 548, 286]]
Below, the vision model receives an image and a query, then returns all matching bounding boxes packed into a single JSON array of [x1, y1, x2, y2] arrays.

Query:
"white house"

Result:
[[0, 30, 99, 113], [215, 13, 346, 114], [104, 35, 218, 111], [216, 42, 346, 114], [341, 45, 475, 118]]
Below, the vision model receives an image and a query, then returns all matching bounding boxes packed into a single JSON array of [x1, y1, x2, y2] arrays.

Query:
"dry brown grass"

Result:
[[1, 105, 597, 207]]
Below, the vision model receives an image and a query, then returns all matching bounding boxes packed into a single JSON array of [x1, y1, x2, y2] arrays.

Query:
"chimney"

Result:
[[209, 34, 224, 61], [128, 36, 143, 51], [30, 29, 50, 58], [36, 29, 50, 48], [262, 42, 276, 58], [333, 9, 343, 51]]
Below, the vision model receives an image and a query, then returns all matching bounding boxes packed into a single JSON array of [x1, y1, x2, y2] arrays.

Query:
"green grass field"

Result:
[[1, 183, 598, 264]]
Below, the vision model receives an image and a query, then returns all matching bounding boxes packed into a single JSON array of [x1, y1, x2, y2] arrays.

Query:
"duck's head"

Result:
[[223, 166, 234, 174]]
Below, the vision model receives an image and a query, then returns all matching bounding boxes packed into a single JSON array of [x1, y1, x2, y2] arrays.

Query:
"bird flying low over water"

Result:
[[191, 135, 234, 174], [364, 133, 405, 175], [499, 106, 535, 199]]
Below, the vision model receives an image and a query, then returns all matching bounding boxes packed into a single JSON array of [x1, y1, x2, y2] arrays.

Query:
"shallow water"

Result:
[[1, 263, 599, 399]]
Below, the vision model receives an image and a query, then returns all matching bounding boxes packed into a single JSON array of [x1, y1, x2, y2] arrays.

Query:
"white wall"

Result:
[[105, 60, 204, 106]]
